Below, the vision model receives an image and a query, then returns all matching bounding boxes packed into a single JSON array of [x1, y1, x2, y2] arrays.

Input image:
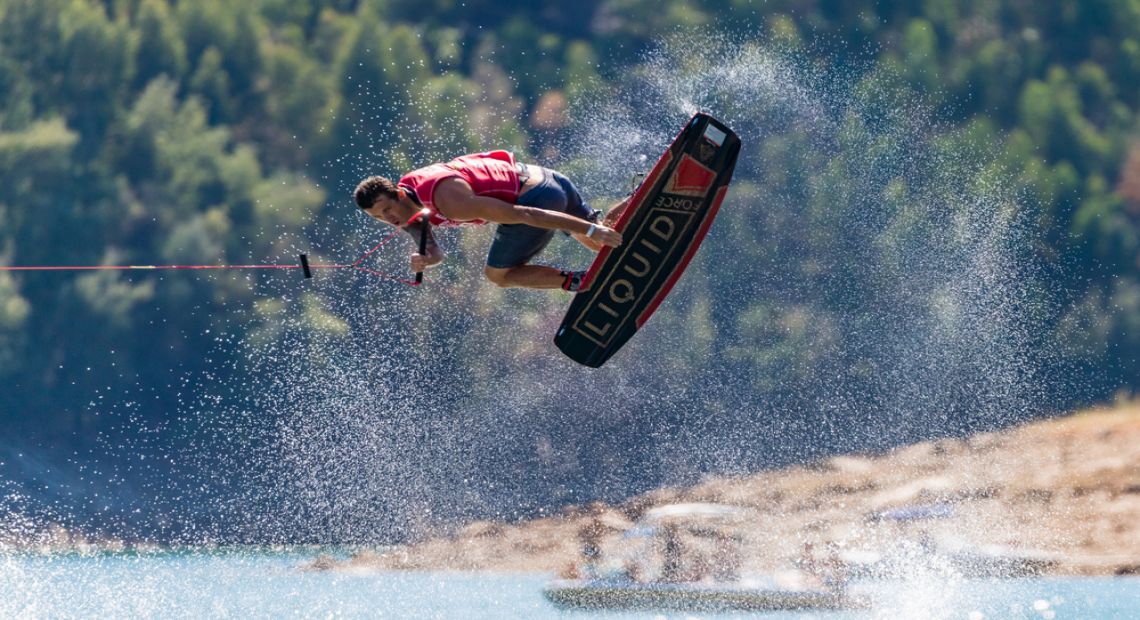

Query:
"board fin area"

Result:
[[554, 113, 741, 367]]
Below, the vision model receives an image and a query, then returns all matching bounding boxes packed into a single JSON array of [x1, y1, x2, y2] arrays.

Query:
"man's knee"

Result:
[[484, 266, 512, 288]]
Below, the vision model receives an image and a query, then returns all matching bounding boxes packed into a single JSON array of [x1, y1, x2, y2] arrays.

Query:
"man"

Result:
[[353, 150, 626, 290]]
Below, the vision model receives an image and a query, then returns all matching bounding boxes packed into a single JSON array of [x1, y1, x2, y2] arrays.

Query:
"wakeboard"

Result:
[[554, 112, 741, 367]]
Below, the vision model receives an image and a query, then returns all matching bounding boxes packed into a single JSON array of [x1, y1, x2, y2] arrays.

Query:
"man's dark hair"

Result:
[[353, 176, 400, 209]]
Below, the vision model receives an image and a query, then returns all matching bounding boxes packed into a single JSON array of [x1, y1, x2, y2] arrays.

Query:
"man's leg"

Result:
[[483, 170, 596, 290], [484, 264, 567, 289]]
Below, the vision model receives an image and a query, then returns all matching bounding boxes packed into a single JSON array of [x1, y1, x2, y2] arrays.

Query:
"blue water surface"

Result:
[[1, 550, 1137, 619]]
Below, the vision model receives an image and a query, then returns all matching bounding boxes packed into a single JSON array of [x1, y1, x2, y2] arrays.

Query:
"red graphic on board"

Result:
[[665, 154, 716, 197]]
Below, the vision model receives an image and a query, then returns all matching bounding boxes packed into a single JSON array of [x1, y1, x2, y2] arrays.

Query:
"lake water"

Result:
[[1, 550, 1137, 619]]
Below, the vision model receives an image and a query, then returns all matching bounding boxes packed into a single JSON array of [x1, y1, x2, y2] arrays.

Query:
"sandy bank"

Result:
[[324, 403, 1140, 576]]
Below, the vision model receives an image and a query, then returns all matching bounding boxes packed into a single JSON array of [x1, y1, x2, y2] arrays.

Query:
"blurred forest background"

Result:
[[2, 0, 1139, 542]]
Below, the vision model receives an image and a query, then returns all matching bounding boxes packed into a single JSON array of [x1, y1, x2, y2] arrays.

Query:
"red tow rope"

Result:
[[0, 227, 421, 286]]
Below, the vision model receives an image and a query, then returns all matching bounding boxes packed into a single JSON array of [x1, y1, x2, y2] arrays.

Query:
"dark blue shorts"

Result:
[[485, 168, 593, 269]]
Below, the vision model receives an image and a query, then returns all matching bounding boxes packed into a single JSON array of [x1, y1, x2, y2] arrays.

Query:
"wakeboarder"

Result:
[[353, 151, 627, 290]]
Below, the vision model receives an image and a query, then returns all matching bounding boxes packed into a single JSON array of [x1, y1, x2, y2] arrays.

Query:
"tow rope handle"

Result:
[[414, 212, 429, 285]]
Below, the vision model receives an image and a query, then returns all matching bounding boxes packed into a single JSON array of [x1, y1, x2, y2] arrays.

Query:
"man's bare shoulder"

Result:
[[433, 177, 474, 207], [433, 177, 511, 222]]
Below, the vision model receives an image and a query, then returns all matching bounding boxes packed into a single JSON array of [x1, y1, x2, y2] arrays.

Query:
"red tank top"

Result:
[[397, 151, 521, 226]]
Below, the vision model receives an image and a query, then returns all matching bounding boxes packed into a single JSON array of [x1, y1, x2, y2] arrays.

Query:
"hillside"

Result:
[[326, 403, 1140, 577]]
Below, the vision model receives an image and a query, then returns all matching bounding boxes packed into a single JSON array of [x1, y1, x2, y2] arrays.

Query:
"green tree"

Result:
[[175, 0, 264, 124], [57, 0, 134, 154], [259, 40, 337, 168], [132, 0, 187, 91]]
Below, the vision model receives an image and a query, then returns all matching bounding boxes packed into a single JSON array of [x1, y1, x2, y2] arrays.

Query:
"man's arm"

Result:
[[574, 196, 632, 251], [434, 178, 622, 247], [404, 220, 444, 273]]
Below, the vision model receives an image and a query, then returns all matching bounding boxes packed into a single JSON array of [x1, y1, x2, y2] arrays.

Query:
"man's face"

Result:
[[364, 195, 410, 227]]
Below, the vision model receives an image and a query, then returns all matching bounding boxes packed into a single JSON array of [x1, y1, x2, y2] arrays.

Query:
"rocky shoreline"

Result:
[[321, 403, 1140, 577]]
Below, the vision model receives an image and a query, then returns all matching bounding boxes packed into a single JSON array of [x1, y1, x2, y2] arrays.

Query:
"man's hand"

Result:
[[572, 224, 623, 252], [602, 197, 630, 228], [589, 225, 622, 248], [410, 251, 444, 273]]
